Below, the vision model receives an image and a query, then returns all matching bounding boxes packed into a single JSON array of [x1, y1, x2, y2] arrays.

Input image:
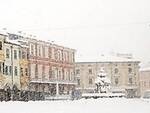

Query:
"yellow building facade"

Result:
[[0, 34, 6, 89], [19, 47, 29, 90]]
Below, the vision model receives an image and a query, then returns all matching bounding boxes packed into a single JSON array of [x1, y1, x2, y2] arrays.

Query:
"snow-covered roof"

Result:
[[5, 37, 21, 46], [140, 67, 150, 71], [140, 62, 150, 71], [4, 35, 29, 48], [76, 55, 140, 63], [0, 30, 8, 36]]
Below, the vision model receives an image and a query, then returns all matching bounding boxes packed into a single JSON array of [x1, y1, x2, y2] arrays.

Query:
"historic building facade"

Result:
[[75, 55, 140, 97], [0, 33, 6, 89], [3, 41, 21, 89], [28, 39, 51, 93], [0, 31, 76, 96], [28, 38, 76, 95], [19, 45, 29, 91], [139, 67, 150, 96], [0, 30, 76, 95]]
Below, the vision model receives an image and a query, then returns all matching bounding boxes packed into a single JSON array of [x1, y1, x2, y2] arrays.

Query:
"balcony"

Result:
[[30, 78, 77, 85], [125, 83, 138, 89], [113, 74, 120, 77], [19, 59, 28, 65]]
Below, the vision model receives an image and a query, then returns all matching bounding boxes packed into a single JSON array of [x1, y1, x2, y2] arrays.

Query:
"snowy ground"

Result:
[[0, 98, 150, 113]]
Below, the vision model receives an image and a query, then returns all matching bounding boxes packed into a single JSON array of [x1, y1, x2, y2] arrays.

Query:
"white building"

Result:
[[2, 37, 21, 89], [139, 66, 150, 96], [75, 55, 140, 98]]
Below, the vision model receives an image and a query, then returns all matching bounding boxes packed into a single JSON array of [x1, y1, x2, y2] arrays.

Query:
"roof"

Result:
[[140, 67, 150, 71], [76, 55, 140, 63], [0, 30, 8, 36], [5, 37, 21, 46]]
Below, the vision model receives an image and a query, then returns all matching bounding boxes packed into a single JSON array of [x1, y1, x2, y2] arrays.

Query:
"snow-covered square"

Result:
[[0, 98, 150, 113]]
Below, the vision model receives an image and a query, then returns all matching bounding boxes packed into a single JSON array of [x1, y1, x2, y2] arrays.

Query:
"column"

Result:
[[56, 83, 59, 96]]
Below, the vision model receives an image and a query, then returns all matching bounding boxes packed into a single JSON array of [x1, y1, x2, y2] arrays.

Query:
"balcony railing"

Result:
[[30, 78, 77, 84], [125, 83, 138, 89]]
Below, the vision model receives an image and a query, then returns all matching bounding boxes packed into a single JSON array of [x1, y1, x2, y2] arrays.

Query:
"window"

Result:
[[25, 68, 28, 76], [35, 85, 38, 91], [20, 68, 23, 76], [63, 52, 68, 62], [128, 68, 132, 73], [42, 85, 45, 92], [56, 69, 59, 78], [76, 69, 80, 74], [31, 45, 34, 55], [115, 78, 119, 85], [43, 46, 45, 58], [5, 65, 8, 75], [55, 51, 58, 60], [35, 64, 38, 75], [72, 52, 75, 62], [14, 66, 18, 76], [9, 66, 12, 75], [89, 69, 92, 74], [14, 50, 17, 59], [0, 41, 2, 50], [129, 78, 133, 84], [128, 64, 131, 66], [52, 70, 55, 78], [89, 78, 93, 84], [6, 49, 9, 58], [49, 69, 52, 79], [27, 53, 29, 59], [58, 51, 61, 61], [2, 63, 4, 74], [42, 66, 45, 79], [22, 51, 26, 59], [77, 79, 80, 86], [42, 66, 45, 75], [69, 73, 71, 81], [59, 71, 61, 79], [114, 68, 119, 74], [35, 75, 38, 79], [51, 48, 54, 59], [38, 46, 41, 56], [65, 72, 68, 80], [19, 50, 21, 59], [62, 69, 64, 80], [0, 63, 2, 73], [63, 52, 66, 61], [144, 81, 146, 87]]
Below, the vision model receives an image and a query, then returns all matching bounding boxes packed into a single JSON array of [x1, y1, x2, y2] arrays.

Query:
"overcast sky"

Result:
[[0, 0, 150, 65]]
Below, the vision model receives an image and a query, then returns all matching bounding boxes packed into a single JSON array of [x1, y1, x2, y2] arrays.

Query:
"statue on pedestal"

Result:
[[95, 67, 111, 93]]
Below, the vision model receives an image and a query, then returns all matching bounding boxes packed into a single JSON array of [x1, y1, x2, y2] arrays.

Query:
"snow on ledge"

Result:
[[76, 55, 140, 63]]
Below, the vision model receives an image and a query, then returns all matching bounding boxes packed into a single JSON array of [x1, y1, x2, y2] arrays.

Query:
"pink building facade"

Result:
[[28, 38, 76, 95]]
